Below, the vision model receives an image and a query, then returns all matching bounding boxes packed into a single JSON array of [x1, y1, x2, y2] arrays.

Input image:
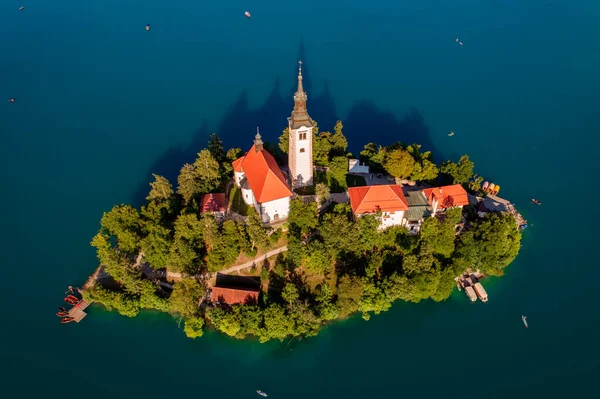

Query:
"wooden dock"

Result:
[[67, 300, 92, 323]]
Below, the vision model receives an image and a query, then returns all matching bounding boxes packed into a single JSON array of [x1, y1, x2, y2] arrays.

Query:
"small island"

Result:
[[81, 62, 523, 341]]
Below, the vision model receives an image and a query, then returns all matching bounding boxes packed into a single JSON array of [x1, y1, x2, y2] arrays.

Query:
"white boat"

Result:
[[448, 131, 454, 137], [245, 11, 251, 19], [257, 390, 267, 397], [522, 315, 528, 328]]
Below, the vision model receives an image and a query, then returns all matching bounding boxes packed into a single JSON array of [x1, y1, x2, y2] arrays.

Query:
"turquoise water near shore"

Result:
[[1, 0, 599, 397]]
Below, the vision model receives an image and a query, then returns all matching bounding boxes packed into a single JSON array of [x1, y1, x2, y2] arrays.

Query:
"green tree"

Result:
[[246, 208, 269, 251], [313, 132, 333, 166], [183, 317, 205, 338], [358, 280, 391, 320], [420, 207, 462, 258], [330, 120, 348, 154], [193, 149, 221, 193], [315, 182, 330, 205], [288, 198, 318, 237], [329, 156, 348, 190], [337, 275, 364, 318], [304, 240, 331, 273], [455, 213, 521, 276], [235, 220, 254, 256], [207, 133, 225, 164], [357, 215, 380, 252], [177, 164, 198, 205], [168, 237, 198, 273], [201, 213, 221, 252], [282, 283, 300, 307], [146, 174, 174, 202], [173, 213, 203, 245], [169, 278, 205, 318], [260, 304, 293, 342], [314, 284, 340, 320], [384, 148, 416, 179], [226, 147, 243, 163], [440, 155, 474, 184], [278, 127, 289, 154], [468, 174, 484, 192], [320, 213, 359, 258], [385, 273, 415, 302], [100, 205, 143, 253], [140, 227, 172, 269]]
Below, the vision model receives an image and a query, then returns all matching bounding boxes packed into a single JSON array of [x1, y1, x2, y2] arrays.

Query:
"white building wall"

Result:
[[288, 125, 313, 188], [259, 196, 290, 223], [234, 171, 245, 187], [379, 210, 406, 230], [356, 210, 406, 230], [241, 187, 255, 206]]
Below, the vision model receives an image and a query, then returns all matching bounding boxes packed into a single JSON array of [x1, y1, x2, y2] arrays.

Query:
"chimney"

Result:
[[254, 127, 263, 152]]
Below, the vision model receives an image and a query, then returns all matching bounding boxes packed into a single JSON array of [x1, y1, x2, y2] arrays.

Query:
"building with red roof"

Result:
[[232, 130, 293, 223], [422, 184, 469, 216], [210, 286, 259, 305], [348, 184, 409, 229], [200, 193, 226, 221]]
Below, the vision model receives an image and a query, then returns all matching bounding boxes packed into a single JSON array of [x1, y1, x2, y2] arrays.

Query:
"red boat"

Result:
[[61, 317, 75, 324], [64, 296, 79, 305], [531, 198, 542, 205], [56, 311, 69, 317]]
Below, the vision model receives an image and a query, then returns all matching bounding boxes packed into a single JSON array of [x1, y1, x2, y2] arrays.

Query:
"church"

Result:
[[231, 61, 314, 223]]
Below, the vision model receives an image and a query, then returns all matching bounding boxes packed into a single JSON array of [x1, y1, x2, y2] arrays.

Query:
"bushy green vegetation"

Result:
[[87, 123, 521, 342]]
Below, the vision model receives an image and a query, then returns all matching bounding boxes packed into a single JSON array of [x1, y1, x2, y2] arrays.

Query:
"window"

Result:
[[299, 148, 305, 153], [299, 132, 307, 140]]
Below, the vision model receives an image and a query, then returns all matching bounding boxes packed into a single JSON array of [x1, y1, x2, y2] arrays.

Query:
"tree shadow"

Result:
[[131, 39, 437, 209], [343, 102, 440, 161]]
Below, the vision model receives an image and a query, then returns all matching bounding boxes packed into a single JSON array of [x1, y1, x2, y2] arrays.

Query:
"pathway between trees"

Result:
[[165, 245, 288, 281]]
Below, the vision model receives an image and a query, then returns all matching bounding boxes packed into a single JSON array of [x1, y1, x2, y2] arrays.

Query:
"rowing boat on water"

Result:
[[522, 315, 528, 328]]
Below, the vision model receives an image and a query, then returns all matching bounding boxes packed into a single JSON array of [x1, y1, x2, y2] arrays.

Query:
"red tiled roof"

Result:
[[423, 184, 469, 208], [210, 286, 259, 305], [233, 144, 292, 203], [348, 184, 409, 214], [201, 193, 226, 213], [232, 156, 245, 173]]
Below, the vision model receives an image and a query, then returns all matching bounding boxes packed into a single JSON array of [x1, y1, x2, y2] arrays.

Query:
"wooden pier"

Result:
[[67, 299, 92, 323]]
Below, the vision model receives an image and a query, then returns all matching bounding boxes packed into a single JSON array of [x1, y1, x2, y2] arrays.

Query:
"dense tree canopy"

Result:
[[441, 155, 474, 184], [384, 148, 416, 179], [88, 124, 522, 343]]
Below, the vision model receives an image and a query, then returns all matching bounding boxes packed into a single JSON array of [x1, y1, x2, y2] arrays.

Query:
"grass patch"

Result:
[[346, 174, 366, 188], [229, 185, 249, 216]]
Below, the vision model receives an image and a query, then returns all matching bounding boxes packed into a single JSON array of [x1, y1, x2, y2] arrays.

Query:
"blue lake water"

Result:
[[1, 0, 599, 397]]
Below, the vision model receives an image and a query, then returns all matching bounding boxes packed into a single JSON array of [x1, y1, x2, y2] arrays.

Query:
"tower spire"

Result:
[[290, 60, 311, 129], [297, 60, 304, 95], [254, 126, 263, 152]]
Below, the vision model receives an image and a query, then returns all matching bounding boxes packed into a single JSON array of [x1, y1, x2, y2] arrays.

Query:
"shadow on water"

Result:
[[131, 40, 438, 206]]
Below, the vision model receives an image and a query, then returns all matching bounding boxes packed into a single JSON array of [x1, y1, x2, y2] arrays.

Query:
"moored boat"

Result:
[[482, 181, 489, 191], [56, 311, 69, 317], [58, 306, 66, 312], [61, 317, 75, 324], [64, 297, 79, 305], [257, 390, 267, 397], [493, 184, 500, 194], [488, 183, 496, 194]]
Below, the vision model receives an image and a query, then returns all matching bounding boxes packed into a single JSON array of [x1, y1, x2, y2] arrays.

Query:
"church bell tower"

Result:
[[288, 60, 314, 188]]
